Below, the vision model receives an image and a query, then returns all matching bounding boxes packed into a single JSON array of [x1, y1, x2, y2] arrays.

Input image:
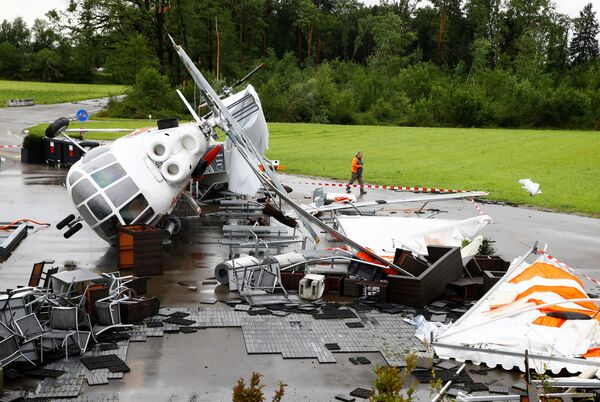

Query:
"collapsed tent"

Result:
[[336, 215, 491, 257], [434, 253, 600, 374]]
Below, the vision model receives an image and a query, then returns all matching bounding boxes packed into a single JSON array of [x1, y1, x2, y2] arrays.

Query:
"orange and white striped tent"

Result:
[[435, 254, 600, 374]]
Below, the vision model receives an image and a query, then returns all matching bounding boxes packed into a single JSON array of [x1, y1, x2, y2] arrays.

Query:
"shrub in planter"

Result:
[[23, 134, 44, 150], [21, 134, 44, 164]]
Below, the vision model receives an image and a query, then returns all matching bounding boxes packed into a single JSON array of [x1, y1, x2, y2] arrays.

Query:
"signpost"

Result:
[[76, 109, 88, 139], [76, 109, 89, 122]]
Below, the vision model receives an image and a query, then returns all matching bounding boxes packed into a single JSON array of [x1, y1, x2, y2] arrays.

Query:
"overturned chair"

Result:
[[43, 306, 92, 361]]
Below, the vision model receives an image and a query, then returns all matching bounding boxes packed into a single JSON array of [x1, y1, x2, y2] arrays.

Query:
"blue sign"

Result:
[[76, 109, 89, 122]]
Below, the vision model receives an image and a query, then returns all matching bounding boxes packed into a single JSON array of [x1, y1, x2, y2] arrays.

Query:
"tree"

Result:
[[0, 17, 31, 48], [546, 12, 570, 75], [465, 0, 503, 66], [570, 3, 600, 64], [105, 33, 160, 84], [31, 19, 60, 51], [29, 48, 62, 81], [0, 41, 25, 79]]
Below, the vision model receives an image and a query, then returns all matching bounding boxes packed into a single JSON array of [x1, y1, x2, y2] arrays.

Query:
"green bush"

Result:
[[22, 133, 44, 150], [232, 372, 286, 402], [105, 67, 182, 119], [371, 353, 416, 402]]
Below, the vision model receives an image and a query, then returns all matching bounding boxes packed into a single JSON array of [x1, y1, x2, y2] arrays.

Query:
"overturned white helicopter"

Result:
[[52, 69, 270, 242]]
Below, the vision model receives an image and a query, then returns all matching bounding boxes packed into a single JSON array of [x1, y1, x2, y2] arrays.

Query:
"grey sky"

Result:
[[2, 0, 599, 26]]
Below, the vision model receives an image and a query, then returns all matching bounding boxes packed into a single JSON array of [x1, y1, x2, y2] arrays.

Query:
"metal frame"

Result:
[[0, 335, 34, 367], [13, 313, 45, 362]]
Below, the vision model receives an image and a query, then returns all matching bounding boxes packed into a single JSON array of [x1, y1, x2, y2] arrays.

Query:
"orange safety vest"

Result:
[[351, 157, 363, 173]]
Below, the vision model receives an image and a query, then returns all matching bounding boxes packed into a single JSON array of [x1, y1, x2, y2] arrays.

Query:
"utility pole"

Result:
[[215, 17, 220, 81]]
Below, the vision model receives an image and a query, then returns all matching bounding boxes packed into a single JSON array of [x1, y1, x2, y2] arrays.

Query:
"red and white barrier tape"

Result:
[[286, 180, 470, 194], [537, 250, 600, 287], [0, 144, 22, 149], [469, 198, 485, 215]]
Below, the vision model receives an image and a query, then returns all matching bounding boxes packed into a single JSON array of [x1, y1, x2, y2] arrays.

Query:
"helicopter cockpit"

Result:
[[67, 145, 155, 241]]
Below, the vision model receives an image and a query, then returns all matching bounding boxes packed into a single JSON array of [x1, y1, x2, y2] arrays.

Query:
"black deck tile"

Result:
[[169, 311, 190, 318], [80, 354, 130, 373], [334, 394, 356, 402], [349, 388, 373, 399], [356, 357, 371, 365], [163, 317, 196, 326]]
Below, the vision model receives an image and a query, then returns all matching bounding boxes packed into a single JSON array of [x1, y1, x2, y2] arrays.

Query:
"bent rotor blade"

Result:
[[169, 35, 408, 275], [176, 89, 202, 124], [230, 63, 265, 91]]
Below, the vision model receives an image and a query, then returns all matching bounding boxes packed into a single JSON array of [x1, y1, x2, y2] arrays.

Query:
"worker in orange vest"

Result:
[[346, 151, 366, 195]]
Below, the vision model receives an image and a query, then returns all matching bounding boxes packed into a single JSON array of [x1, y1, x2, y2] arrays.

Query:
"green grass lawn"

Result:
[[266, 123, 600, 216], [0, 80, 126, 105], [26, 119, 600, 215]]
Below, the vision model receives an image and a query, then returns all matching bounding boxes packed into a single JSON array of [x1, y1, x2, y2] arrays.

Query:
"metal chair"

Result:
[[91, 273, 135, 337], [93, 298, 132, 336], [44, 306, 85, 361], [0, 335, 34, 367], [0, 320, 14, 338], [27, 260, 55, 287], [13, 313, 46, 362]]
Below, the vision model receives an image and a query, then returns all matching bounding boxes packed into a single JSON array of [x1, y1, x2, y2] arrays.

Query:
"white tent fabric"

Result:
[[434, 254, 600, 374], [222, 84, 269, 196], [336, 215, 492, 257]]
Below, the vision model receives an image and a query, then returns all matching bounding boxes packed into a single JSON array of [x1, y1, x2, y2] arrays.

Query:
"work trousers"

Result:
[[347, 172, 364, 189]]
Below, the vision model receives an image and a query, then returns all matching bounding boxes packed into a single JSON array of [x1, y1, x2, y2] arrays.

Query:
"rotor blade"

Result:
[[64, 128, 132, 133], [230, 63, 264, 90], [176, 89, 202, 123], [303, 191, 489, 215]]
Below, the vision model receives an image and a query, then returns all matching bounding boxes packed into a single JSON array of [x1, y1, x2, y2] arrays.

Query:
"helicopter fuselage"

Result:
[[65, 123, 210, 242]]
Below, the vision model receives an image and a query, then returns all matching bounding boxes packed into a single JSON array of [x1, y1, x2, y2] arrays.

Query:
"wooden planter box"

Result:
[[483, 270, 507, 293], [117, 225, 163, 276], [473, 255, 510, 272], [119, 297, 160, 323], [21, 147, 44, 164], [280, 271, 304, 291], [387, 246, 463, 308]]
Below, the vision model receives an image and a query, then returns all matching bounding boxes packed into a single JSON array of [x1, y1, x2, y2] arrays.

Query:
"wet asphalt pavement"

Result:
[[1, 103, 599, 401]]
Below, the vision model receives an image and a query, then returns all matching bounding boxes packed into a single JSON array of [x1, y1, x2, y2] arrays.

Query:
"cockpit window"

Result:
[[82, 145, 109, 164], [96, 216, 119, 239], [119, 194, 149, 224], [72, 178, 96, 205], [106, 177, 139, 207], [76, 204, 96, 226], [91, 163, 126, 188], [83, 152, 116, 174], [68, 170, 83, 186], [132, 207, 155, 224], [87, 194, 111, 220]]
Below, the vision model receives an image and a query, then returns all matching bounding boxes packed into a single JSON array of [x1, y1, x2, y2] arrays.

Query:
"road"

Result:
[[0, 98, 109, 149]]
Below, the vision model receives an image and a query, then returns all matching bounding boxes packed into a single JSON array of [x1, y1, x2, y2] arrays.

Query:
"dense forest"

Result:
[[1, 0, 599, 129]]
